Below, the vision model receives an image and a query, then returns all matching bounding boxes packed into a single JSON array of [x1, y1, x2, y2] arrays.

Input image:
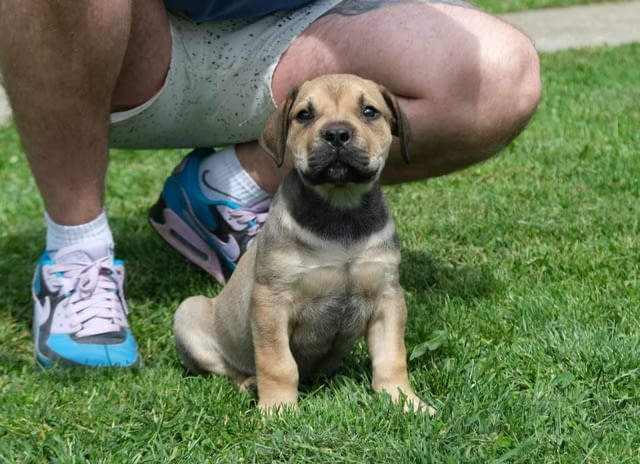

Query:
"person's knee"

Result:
[[499, 31, 542, 132], [448, 24, 541, 154], [426, 25, 541, 173]]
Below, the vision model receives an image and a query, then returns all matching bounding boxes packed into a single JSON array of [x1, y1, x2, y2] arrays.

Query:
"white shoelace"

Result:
[[46, 257, 129, 338]]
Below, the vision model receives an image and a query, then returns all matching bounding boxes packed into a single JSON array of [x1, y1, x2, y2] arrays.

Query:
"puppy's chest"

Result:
[[280, 249, 398, 378], [290, 247, 399, 326]]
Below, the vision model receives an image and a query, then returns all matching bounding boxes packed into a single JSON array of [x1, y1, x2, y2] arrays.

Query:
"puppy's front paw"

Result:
[[402, 393, 437, 416], [257, 385, 299, 415], [383, 387, 436, 416], [258, 398, 298, 415]]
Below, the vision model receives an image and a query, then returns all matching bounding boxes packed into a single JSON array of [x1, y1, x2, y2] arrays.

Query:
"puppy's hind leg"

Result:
[[173, 296, 250, 387]]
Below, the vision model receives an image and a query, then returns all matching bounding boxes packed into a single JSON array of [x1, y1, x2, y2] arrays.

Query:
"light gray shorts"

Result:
[[110, 0, 343, 149]]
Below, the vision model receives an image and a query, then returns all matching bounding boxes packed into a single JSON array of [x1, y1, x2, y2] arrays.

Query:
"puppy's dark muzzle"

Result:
[[304, 148, 376, 185], [303, 125, 377, 185]]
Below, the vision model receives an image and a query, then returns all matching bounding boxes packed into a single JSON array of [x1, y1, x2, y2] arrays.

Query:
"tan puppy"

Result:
[[174, 74, 433, 414]]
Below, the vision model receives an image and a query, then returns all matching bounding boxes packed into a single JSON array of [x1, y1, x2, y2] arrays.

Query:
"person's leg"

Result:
[[0, 0, 171, 367], [0, 0, 170, 226], [242, 0, 541, 187], [148, 0, 540, 283]]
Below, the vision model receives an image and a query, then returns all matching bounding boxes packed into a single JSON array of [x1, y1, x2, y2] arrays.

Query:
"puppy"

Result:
[[174, 74, 433, 414]]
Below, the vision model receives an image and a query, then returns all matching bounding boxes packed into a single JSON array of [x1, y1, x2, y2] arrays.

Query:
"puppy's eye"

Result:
[[362, 105, 380, 120], [295, 109, 314, 123]]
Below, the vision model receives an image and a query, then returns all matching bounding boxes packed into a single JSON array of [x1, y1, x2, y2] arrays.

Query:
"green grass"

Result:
[[1, 43, 640, 462], [473, 0, 628, 14]]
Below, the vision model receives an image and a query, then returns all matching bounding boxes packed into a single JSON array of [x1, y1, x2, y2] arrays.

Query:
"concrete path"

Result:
[[0, 86, 10, 125], [1, 1, 640, 125], [502, 1, 640, 52]]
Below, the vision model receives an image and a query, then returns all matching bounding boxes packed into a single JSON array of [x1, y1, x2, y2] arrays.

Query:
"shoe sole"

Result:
[[149, 198, 227, 284]]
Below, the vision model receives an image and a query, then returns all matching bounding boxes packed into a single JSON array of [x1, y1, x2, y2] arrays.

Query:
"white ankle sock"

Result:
[[45, 209, 114, 254], [197, 146, 270, 206]]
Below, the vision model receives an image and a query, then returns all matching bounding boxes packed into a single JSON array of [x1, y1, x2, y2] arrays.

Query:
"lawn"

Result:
[[474, 0, 628, 13], [1, 39, 639, 464]]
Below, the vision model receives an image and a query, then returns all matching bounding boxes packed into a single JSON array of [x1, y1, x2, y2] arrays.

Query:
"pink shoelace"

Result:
[[225, 198, 271, 238]]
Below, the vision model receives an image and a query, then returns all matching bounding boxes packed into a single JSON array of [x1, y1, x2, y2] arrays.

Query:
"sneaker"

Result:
[[148, 148, 270, 284], [32, 239, 139, 367]]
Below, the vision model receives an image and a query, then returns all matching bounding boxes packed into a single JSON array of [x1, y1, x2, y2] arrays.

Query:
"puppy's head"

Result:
[[260, 74, 409, 202]]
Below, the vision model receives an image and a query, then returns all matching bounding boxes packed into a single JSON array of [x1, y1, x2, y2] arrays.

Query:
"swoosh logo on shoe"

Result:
[[177, 203, 242, 264], [209, 233, 241, 262], [201, 169, 244, 204], [34, 296, 51, 326]]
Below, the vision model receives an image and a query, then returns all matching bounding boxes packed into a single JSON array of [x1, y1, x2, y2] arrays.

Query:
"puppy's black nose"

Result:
[[323, 126, 351, 148]]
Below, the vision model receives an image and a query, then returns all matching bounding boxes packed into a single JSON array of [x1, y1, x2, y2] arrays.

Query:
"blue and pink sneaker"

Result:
[[32, 239, 139, 367], [148, 148, 270, 284]]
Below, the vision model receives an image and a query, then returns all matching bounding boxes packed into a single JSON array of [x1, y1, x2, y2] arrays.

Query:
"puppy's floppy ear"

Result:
[[379, 85, 411, 164], [259, 87, 299, 167]]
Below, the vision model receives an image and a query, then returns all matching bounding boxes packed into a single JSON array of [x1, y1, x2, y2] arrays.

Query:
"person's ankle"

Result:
[[45, 209, 114, 254], [197, 146, 270, 207], [235, 142, 288, 195]]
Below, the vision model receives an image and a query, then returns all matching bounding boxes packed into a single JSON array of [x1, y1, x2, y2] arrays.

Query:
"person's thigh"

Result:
[[273, 0, 486, 102], [109, 0, 342, 149], [273, 0, 541, 179], [112, 0, 172, 112], [108, 0, 540, 175]]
